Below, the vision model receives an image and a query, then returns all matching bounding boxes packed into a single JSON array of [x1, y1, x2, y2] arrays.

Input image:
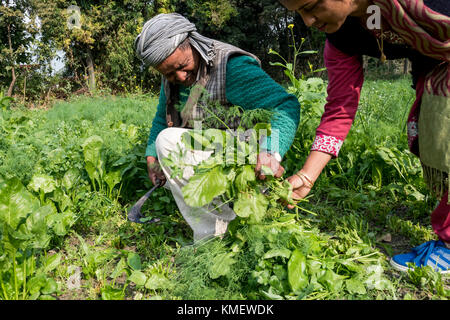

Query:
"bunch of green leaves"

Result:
[[167, 211, 396, 300], [405, 265, 450, 297], [250, 214, 395, 299], [163, 123, 299, 224]]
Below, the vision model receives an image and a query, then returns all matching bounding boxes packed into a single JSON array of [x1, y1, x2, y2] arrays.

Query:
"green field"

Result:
[[0, 77, 448, 300]]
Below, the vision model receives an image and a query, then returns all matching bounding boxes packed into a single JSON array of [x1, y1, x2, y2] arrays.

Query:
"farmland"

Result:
[[0, 76, 448, 300]]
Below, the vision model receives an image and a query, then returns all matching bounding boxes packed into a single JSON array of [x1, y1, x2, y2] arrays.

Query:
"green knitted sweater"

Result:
[[146, 55, 300, 158]]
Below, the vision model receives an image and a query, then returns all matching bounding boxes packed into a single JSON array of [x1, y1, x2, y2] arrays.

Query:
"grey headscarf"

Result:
[[134, 13, 215, 68]]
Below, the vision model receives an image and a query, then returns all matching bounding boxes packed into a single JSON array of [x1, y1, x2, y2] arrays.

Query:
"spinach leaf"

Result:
[[182, 166, 228, 207], [287, 249, 309, 293]]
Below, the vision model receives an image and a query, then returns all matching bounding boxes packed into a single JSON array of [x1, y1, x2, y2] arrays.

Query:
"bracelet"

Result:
[[295, 171, 314, 189]]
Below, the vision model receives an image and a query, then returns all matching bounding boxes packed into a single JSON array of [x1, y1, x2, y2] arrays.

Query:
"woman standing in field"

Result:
[[279, 0, 449, 273]]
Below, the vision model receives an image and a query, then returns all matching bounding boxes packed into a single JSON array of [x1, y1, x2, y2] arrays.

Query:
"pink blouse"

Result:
[[311, 40, 364, 157]]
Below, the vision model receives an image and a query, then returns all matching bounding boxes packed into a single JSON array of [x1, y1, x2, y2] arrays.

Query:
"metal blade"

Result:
[[128, 180, 162, 224]]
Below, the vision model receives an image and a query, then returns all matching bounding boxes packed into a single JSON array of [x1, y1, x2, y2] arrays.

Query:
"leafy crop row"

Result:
[[0, 95, 159, 299], [0, 82, 447, 299]]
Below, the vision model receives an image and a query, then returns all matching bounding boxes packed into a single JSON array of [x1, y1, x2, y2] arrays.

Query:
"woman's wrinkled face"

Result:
[[280, 0, 356, 33], [156, 44, 200, 87]]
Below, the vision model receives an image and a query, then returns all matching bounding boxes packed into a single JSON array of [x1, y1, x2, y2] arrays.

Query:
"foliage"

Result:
[[0, 27, 447, 299], [0, 91, 13, 111], [200, 100, 274, 131], [32, 1, 154, 93], [176, 127, 295, 219], [0, 176, 74, 299], [0, 84, 448, 300], [167, 212, 398, 300], [0, 94, 180, 300], [0, 0, 329, 104], [0, 0, 39, 97]]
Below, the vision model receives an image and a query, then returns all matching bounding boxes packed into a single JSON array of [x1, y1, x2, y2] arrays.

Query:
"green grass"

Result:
[[0, 79, 448, 300]]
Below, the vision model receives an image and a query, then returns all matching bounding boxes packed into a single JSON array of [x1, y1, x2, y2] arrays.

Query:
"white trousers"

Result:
[[155, 127, 236, 242]]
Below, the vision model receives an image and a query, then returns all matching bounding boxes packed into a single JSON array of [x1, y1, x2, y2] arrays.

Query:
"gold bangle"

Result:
[[295, 171, 314, 189], [299, 171, 314, 185]]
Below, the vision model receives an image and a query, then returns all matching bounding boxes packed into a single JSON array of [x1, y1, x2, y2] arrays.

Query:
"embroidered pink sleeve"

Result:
[[311, 40, 364, 157], [311, 134, 344, 157]]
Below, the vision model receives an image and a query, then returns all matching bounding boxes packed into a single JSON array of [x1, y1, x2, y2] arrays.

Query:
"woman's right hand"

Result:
[[147, 156, 166, 186], [286, 171, 314, 209], [283, 151, 332, 209]]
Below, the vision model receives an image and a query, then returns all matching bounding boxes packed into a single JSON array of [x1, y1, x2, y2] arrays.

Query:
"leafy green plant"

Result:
[[0, 176, 73, 299], [28, 173, 57, 205], [81, 135, 133, 199], [268, 34, 327, 176], [269, 30, 327, 123], [105, 249, 172, 299], [81, 135, 105, 192], [269, 25, 324, 84], [0, 91, 14, 112], [406, 265, 449, 297]]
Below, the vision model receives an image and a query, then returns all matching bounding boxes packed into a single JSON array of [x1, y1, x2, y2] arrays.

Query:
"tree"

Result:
[[0, 0, 37, 97], [34, 0, 157, 93]]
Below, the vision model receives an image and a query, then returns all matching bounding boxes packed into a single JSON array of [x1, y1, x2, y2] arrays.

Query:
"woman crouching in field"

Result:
[[278, 0, 449, 273]]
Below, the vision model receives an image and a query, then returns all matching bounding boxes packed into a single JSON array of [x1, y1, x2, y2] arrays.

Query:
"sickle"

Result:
[[128, 179, 163, 224]]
